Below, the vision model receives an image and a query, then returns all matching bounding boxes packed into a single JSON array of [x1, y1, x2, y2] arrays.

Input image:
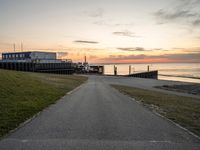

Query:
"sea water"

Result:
[[103, 63, 200, 84]]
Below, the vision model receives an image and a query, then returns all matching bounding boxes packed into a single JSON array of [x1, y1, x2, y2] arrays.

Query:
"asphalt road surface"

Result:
[[0, 75, 199, 150]]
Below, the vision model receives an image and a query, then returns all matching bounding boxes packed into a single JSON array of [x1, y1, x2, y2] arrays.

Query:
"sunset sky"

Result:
[[0, 0, 200, 63]]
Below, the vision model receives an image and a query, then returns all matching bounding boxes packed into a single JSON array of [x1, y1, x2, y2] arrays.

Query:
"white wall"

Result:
[[30, 52, 56, 60]]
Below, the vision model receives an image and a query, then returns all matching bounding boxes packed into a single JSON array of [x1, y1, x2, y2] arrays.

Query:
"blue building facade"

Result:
[[2, 52, 31, 60], [1, 51, 59, 63]]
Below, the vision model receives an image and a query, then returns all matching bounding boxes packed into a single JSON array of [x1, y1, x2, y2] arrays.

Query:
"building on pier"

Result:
[[1, 51, 64, 63], [0, 51, 75, 74]]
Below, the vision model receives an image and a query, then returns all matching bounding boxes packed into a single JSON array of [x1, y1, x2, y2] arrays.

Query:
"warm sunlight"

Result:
[[0, 0, 199, 63], [0, 1, 200, 150]]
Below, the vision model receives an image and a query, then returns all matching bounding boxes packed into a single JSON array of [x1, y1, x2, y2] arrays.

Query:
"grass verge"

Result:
[[0, 69, 87, 137], [111, 84, 200, 136]]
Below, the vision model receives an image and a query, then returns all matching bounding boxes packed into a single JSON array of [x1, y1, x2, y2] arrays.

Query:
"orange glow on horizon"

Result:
[[91, 58, 200, 64]]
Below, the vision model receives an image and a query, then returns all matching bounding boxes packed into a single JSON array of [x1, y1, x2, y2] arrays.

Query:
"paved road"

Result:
[[96, 75, 200, 99], [0, 75, 199, 150]]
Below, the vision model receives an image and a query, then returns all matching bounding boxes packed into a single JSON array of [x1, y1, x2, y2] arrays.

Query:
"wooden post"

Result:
[[129, 65, 131, 74], [114, 66, 117, 76], [114, 65, 115, 75], [147, 65, 150, 72]]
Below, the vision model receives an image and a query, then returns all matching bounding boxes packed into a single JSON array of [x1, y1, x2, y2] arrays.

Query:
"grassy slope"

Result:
[[111, 84, 200, 136], [0, 69, 87, 137]]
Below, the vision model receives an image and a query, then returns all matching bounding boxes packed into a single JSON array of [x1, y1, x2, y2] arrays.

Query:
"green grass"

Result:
[[0, 69, 87, 137], [111, 84, 200, 136]]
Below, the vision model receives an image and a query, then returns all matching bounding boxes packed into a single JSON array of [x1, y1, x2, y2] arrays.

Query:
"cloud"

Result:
[[155, 10, 197, 21], [94, 20, 120, 27], [100, 53, 200, 63], [86, 8, 135, 28], [117, 47, 166, 52], [93, 20, 134, 27], [164, 53, 200, 60], [117, 47, 146, 51], [172, 47, 185, 50], [74, 40, 99, 44], [113, 30, 140, 38], [170, 47, 200, 53], [196, 36, 200, 39], [183, 47, 200, 53], [154, 0, 200, 27], [107, 54, 146, 60], [193, 19, 200, 26]]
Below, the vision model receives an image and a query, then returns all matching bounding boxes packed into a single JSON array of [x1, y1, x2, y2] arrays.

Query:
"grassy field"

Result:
[[111, 84, 200, 136], [0, 69, 87, 137]]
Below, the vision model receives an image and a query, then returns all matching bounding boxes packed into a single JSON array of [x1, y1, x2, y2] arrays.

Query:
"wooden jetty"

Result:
[[126, 70, 158, 79]]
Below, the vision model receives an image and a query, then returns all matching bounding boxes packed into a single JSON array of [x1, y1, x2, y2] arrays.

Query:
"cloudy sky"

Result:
[[0, 0, 200, 63]]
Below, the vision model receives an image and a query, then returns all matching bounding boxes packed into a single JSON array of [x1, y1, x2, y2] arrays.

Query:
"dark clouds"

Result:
[[166, 53, 200, 60], [101, 53, 200, 62], [155, 10, 197, 21], [74, 40, 99, 44], [154, 0, 200, 27], [117, 47, 146, 51]]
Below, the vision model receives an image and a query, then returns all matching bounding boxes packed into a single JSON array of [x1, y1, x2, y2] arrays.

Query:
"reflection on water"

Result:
[[158, 76, 200, 83], [103, 63, 200, 84]]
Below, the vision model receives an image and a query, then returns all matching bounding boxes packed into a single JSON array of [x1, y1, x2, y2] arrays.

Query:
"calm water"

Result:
[[103, 63, 200, 84]]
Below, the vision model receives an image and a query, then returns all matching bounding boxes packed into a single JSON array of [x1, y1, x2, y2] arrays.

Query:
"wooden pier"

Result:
[[126, 70, 158, 79]]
